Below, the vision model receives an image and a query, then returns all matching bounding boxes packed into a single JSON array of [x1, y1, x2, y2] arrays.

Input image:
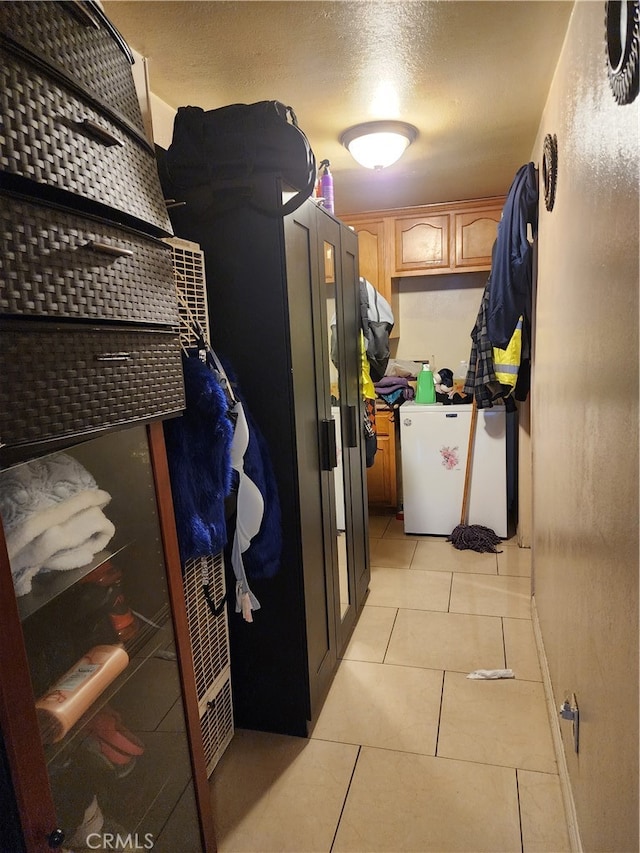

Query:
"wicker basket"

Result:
[[0, 0, 146, 139], [0, 191, 178, 326], [0, 45, 171, 235], [0, 321, 185, 451]]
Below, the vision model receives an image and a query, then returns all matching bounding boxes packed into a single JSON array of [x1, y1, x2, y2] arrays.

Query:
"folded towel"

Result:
[[0, 453, 115, 596], [374, 376, 412, 391], [13, 505, 116, 593]]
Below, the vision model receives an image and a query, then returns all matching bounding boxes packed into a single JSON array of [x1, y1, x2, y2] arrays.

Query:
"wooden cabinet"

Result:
[[341, 196, 504, 299], [344, 218, 386, 296], [367, 409, 397, 509], [454, 207, 502, 269], [394, 214, 450, 273], [340, 216, 397, 338]]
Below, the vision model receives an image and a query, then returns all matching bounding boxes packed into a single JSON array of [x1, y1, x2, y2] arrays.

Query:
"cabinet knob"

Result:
[[47, 828, 65, 848], [403, 418, 412, 426]]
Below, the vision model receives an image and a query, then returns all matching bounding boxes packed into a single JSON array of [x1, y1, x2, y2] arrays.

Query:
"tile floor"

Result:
[[210, 514, 571, 852]]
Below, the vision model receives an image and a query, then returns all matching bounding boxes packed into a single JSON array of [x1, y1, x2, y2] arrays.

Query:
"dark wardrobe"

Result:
[[166, 179, 370, 736]]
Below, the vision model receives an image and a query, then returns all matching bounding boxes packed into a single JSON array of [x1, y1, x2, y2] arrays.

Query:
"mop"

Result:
[[447, 399, 503, 553]]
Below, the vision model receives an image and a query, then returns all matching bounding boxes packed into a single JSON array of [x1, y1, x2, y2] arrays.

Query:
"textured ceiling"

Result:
[[102, 0, 574, 215]]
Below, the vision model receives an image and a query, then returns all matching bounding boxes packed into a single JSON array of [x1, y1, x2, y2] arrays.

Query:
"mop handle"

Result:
[[460, 399, 478, 525]]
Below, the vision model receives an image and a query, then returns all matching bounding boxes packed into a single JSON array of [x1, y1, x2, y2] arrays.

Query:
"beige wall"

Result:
[[394, 273, 486, 374], [531, 3, 638, 850]]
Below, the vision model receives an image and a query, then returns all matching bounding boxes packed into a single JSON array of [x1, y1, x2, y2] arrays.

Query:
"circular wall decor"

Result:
[[605, 0, 640, 104], [542, 134, 558, 212]]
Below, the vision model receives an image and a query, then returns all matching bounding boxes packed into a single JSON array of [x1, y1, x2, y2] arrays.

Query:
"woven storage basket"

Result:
[[0, 192, 178, 326], [0, 321, 185, 451], [0, 46, 171, 235], [0, 0, 146, 138]]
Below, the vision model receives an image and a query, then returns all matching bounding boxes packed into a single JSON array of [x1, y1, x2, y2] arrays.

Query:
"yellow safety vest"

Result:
[[360, 331, 376, 399], [493, 316, 522, 391]]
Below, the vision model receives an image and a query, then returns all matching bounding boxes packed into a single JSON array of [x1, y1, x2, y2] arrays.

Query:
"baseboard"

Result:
[[531, 596, 583, 853]]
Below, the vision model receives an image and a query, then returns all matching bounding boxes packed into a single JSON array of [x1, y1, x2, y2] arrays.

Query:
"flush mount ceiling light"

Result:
[[340, 121, 418, 170]]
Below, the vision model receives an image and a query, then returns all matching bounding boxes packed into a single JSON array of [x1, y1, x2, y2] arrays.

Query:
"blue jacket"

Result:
[[486, 162, 538, 349]]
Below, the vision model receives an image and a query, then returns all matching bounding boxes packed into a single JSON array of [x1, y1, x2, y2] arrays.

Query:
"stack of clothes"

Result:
[[373, 375, 415, 408]]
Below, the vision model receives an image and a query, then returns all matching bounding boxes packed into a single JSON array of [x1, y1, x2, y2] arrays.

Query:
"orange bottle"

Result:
[[35, 645, 129, 744]]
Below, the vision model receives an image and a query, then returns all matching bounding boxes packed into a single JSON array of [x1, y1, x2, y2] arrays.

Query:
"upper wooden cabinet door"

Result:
[[454, 208, 502, 269], [343, 218, 386, 295], [394, 215, 450, 273]]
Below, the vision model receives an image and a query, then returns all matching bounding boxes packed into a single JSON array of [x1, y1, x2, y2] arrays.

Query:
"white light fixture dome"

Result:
[[341, 121, 418, 170]]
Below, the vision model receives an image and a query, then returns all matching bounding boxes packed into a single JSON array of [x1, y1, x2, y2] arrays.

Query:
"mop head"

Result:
[[448, 524, 503, 553]]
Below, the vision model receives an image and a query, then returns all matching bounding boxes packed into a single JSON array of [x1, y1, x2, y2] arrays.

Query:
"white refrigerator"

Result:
[[399, 402, 507, 536]]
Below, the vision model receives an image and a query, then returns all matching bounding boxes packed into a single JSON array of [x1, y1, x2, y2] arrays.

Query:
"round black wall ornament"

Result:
[[605, 0, 640, 104], [542, 133, 558, 212]]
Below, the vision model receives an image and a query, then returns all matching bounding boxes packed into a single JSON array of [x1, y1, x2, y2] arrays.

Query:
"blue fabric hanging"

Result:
[[163, 353, 234, 565]]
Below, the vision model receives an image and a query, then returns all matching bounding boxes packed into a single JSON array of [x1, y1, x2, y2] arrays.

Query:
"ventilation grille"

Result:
[[164, 236, 210, 349], [183, 553, 230, 704], [169, 237, 233, 775], [200, 674, 234, 777]]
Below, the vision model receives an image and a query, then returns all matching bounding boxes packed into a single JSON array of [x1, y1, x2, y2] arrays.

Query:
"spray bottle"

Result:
[[319, 159, 334, 214]]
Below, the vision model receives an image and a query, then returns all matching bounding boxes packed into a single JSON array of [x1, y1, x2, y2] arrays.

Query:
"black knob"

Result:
[[47, 828, 65, 848]]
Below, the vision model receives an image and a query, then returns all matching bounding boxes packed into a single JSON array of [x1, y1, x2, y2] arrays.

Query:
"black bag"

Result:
[[166, 101, 316, 218]]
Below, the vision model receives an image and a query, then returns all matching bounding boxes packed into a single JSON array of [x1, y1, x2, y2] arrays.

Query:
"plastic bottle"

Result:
[[35, 645, 129, 744], [453, 360, 468, 395], [319, 159, 334, 214], [415, 362, 436, 404]]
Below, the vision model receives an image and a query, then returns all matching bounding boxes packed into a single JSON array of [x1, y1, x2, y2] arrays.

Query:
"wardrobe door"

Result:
[[284, 202, 338, 723], [316, 210, 356, 649], [338, 225, 370, 615]]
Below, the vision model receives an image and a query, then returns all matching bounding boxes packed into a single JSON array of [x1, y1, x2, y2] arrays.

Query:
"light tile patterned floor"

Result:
[[210, 514, 571, 852]]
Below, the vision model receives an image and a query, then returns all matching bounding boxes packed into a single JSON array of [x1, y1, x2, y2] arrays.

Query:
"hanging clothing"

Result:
[[464, 284, 497, 409], [163, 353, 234, 565], [359, 277, 394, 381], [215, 355, 282, 588], [227, 398, 263, 621], [464, 284, 519, 410], [486, 162, 538, 350]]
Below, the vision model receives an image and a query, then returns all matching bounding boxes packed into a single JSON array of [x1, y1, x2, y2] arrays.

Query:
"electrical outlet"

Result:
[[559, 694, 579, 753]]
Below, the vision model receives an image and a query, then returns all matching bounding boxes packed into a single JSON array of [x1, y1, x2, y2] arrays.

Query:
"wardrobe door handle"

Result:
[[84, 240, 134, 259], [94, 353, 132, 363], [73, 118, 123, 147], [320, 418, 338, 471], [345, 404, 358, 448]]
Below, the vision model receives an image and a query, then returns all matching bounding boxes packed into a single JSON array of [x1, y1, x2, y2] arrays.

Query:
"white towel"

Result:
[[0, 452, 115, 596]]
